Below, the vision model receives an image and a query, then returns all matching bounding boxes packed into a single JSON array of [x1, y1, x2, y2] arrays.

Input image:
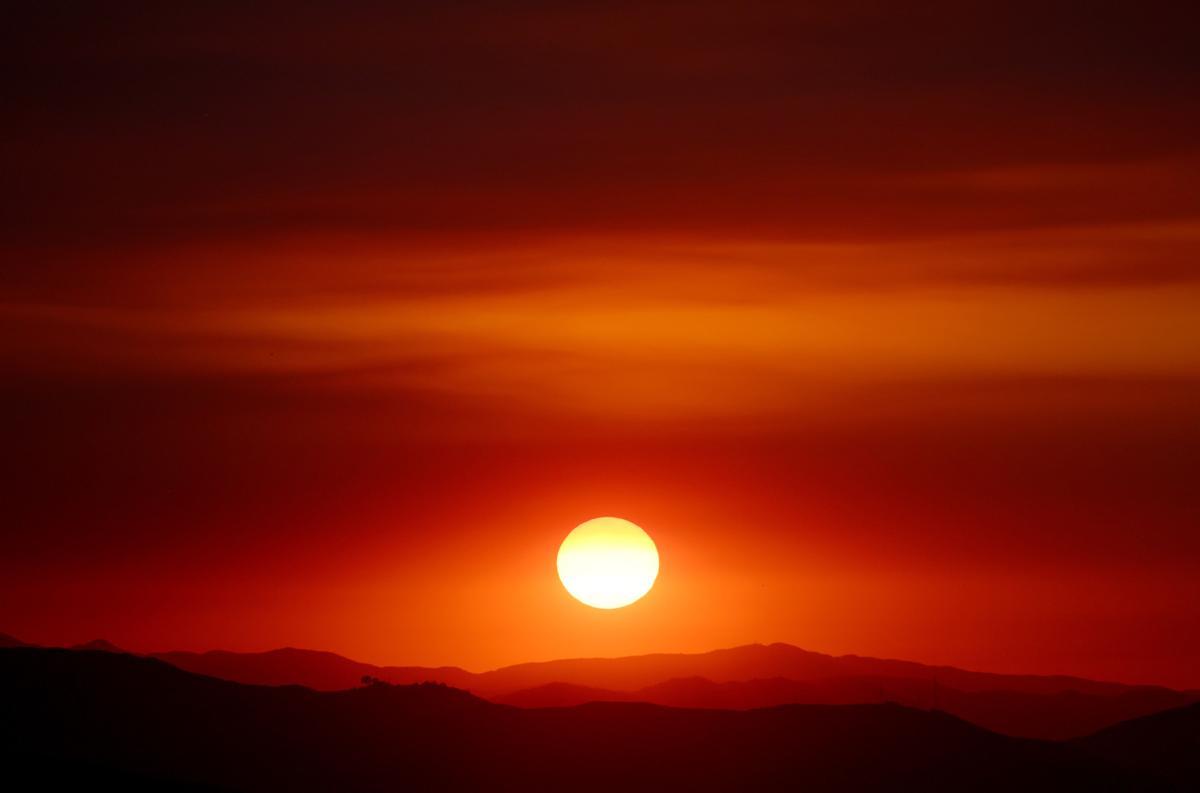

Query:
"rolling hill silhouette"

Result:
[[147, 640, 1197, 740], [70, 639, 126, 653], [153, 641, 1182, 697], [2, 647, 1185, 792], [153, 646, 477, 691], [3, 631, 1192, 741], [467, 643, 1179, 697], [1075, 702, 1200, 789], [495, 674, 1195, 740]]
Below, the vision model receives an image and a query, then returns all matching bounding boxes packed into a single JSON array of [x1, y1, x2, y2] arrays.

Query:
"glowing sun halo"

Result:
[[557, 517, 659, 609]]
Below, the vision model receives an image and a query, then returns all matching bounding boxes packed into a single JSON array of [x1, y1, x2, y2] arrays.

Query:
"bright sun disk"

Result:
[[557, 517, 659, 609]]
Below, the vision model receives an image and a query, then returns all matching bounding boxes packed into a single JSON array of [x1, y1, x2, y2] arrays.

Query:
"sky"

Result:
[[2, 2, 1199, 687]]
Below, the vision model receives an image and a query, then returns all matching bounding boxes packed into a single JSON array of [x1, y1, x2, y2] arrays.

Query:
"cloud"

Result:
[[4, 1, 1199, 247]]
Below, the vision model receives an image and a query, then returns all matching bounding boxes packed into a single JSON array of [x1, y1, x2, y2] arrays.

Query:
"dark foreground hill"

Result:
[[1075, 702, 1200, 789], [0, 648, 1187, 792]]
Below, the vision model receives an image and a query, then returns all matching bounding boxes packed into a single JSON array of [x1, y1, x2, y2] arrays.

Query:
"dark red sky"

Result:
[[2, 2, 1199, 687]]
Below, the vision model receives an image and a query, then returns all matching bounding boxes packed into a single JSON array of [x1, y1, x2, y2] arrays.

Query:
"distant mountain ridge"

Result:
[[151, 640, 1188, 698], [152, 646, 478, 691], [469, 642, 1177, 697], [69, 639, 126, 653], [5, 631, 1196, 740], [494, 674, 1197, 740], [4, 647, 1190, 792]]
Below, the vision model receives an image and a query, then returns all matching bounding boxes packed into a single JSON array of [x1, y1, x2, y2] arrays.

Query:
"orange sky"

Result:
[[2, 1, 1198, 687]]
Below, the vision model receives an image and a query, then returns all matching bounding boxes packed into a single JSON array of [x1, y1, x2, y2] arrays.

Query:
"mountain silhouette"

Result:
[[495, 680, 638, 707], [468, 643, 1177, 697], [2, 631, 1192, 741], [496, 674, 1196, 740], [152, 641, 1178, 696], [152, 646, 476, 691], [148, 640, 1197, 740], [69, 639, 126, 653], [2, 647, 1181, 792], [1075, 702, 1200, 789]]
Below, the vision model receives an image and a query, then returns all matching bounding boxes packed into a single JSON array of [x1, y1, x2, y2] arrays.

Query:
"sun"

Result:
[[557, 517, 659, 609]]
